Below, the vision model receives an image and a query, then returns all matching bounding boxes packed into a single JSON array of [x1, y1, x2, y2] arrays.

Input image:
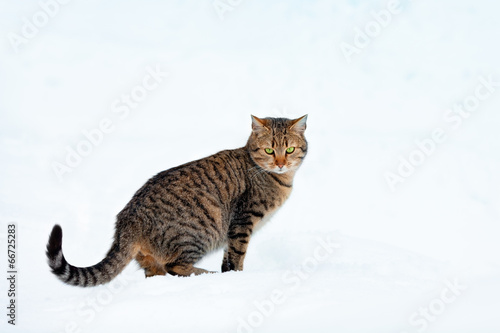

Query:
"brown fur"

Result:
[[46, 115, 308, 286]]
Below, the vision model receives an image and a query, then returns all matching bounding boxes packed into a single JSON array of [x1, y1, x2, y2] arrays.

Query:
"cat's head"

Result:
[[247, 115, 308, 174]]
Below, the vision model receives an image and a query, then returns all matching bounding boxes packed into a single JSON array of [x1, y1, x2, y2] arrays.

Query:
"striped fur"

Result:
[[46, 115, 308, 286]]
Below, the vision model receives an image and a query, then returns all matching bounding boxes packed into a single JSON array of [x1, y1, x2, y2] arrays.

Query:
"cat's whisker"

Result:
[[45, 114, 308, 287], [248, 166, 268, 181]]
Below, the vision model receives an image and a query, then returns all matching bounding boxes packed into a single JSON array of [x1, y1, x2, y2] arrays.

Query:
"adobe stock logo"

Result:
[[7, 0, 73, 53], [340, 0, 403, 63], [51, 65, 168, 182], [236, 236, 340, 333], [63, 270, 139, 333], [385, 75, 499, 192], [212, 0, 244, 21], [400, 278, 467, 333]]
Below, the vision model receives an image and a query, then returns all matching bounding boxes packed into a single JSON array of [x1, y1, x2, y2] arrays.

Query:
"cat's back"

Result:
[[121, 148, 251, 221], [155, 147, 250, 194]]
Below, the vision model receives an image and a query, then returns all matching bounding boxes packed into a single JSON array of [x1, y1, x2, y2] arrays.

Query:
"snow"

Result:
[[1, 0, 500, 332]]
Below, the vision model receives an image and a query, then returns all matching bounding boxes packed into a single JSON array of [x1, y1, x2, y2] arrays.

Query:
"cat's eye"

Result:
[[286, 147, 295, 154], [265, 148, 274, 154]]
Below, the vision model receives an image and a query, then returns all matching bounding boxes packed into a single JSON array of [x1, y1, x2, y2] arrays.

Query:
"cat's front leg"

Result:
[[222, 216, 254, 272], [221, 247, 233, 272]]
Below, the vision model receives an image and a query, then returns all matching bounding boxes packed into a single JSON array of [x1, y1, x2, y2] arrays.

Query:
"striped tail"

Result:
[[46, 225, 132, 287]]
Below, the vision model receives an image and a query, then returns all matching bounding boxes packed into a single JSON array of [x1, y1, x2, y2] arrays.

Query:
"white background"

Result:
[[0, 0, 499, 332]]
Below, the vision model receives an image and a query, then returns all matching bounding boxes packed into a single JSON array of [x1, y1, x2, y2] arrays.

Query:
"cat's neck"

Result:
[[274, 170, 296, 183], [265, 169, 297, 190]]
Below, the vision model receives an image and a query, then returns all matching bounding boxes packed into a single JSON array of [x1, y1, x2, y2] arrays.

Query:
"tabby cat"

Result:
[[46, 115, 308, 286]]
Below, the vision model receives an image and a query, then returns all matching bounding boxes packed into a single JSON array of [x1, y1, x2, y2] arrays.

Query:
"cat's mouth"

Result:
[[272, 166, 289, 174]]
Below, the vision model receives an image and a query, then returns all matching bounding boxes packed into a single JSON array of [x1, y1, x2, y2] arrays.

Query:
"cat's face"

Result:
[[247, 115, 308, 174]]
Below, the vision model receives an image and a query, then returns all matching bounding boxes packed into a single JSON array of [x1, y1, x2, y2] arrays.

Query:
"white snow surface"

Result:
[[1, 0, 500, 332]]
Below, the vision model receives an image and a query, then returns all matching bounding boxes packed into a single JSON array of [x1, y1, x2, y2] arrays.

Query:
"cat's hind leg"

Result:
[[136, 252, 167, 277], [165, 263, 214, 276], [164, 240, 215, 276]]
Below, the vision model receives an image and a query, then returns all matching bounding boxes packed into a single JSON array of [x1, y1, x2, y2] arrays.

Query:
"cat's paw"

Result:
[[221, 261, 235, 272]]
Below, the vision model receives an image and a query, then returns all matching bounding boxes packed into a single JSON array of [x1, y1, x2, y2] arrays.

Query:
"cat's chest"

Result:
[[249, 184, 292, 231], [251, 180, 291, 205]]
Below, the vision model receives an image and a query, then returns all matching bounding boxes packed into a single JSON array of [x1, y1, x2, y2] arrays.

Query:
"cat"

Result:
[[46, 115, 308, 286]]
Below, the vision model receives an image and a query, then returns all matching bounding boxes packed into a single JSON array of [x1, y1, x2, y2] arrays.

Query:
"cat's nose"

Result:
[[276, 163, 285, 169]]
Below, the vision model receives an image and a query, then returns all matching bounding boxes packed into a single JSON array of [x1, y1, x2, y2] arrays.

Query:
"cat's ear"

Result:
[[289, 115, 308, 133], [251, 115, 269, 132]]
